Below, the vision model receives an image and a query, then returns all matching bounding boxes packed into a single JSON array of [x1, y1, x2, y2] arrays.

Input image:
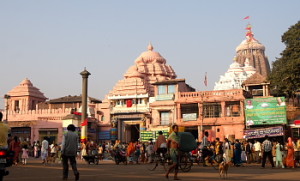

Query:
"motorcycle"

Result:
[[113, 149, 127, 165], [82, 149, 99, 165], [0, 149, 13, 181]]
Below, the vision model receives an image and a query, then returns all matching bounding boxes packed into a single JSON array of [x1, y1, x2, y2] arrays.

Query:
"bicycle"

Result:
[[178, 152, 193, 172], [207, 153, 225, 170], [145, 152, 170, 171]]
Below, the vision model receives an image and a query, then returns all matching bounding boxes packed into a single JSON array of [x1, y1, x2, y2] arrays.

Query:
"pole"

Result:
[[80, 68, 91, 143], [4, 94, 10, 121]]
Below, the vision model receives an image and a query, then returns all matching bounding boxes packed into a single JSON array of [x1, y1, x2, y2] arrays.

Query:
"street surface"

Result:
[[3, 158, 300, 181]]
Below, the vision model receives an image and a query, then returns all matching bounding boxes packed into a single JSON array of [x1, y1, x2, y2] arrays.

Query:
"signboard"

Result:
[[245, 97, 287, 126], [245, 126, 284, 139], [183, 113, 197, 121], [110, 128, 117, 140], [154, 130, 169, 140], [140, 131, 155, 142], [99, 131, 110, 140]]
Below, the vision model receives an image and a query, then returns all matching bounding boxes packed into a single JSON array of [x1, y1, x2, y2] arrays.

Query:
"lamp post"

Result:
[[4, 94, 11, 121], [80, 68, 91, 143]]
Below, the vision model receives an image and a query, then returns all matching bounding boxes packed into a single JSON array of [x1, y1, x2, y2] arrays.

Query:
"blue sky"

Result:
[[0, 0, 299, 109]]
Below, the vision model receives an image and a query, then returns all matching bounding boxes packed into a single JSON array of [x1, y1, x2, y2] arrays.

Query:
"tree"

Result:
[[268, 21, 300, 105]]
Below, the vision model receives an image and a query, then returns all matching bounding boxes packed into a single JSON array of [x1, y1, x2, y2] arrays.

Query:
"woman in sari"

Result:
[[10, 136, 21, 165], [233, 139, 242, 166], [127, 140, 136, 163], [286, 137, 295, 168]]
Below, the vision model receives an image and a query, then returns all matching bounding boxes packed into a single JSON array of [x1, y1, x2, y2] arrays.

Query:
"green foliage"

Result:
[[269, 21, 300, 98]]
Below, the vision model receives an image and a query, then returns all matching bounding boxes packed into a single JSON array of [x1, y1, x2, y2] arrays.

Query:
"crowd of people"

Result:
[[1, 110, 300, 180], [4, 133, 300, 171], [192, 134, 300, 169]]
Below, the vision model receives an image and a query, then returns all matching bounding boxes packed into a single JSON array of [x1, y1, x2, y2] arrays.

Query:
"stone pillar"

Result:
[[80, 68, 91, 143]]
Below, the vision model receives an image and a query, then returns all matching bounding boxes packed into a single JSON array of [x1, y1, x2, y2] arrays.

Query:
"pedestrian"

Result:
[[245, 140, 253, 164], [21, 144, 29, 165], [165, 124, 180, 180], [275, 140, 284, 168], [145, 140, 154, 163], [41, 136, 49, 165], [62, 124, 80, 181], [285, 137, 295, 168], [234, 139, 242, 166], [261, 135, 275, 168], [80, 142, 87, 160], [10, 136, 21, 165], [34, 141, 40, 158], [222, 138, 231, 163], [154, 131, 167, 156], [201, 131, 210, 166], [253, 140, 262, 163]]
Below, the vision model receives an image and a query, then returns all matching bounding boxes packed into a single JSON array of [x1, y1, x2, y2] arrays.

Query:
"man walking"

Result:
[[62, 124, 80, 180], [165, 125, 180, 180], [41, 136, 49, 165], [253, 140, 262, 163], [261, 135, 275, 168]]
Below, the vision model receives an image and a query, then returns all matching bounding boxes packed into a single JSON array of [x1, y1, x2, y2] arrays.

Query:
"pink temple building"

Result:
[[4, 24, 283, 144]]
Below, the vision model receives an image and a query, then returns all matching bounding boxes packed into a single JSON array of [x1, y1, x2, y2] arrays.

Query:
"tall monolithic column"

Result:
[[80, 68, 91, 143]]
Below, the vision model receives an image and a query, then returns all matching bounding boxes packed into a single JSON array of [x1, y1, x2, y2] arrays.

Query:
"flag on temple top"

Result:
[[245, 24, 252, 30], [81, 119, 88, 126], [243, 16, 250, 20], [204, 72, 208, 87]]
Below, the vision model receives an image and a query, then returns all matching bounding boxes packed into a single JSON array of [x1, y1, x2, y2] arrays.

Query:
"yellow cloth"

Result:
[[0, 122, 10, 147]]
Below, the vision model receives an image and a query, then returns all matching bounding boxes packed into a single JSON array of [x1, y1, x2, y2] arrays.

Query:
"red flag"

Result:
[[126, 99, 133, 107], [73, 111, 82, 116], [204, 72, 208, 87], [81, 119, 88, 126], [243, 16, 250, 20]]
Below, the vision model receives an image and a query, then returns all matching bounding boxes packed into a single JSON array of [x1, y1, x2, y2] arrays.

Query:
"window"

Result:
[[168, 85, 175, 94], [14, 100, 20, 112], [203, 103, 222, 118], [225, 101, 240, 117], [158, 84, 176, 95], [160, 111, 170, 125], [181, 104, 198, 121], [158, 85, 167, 94]]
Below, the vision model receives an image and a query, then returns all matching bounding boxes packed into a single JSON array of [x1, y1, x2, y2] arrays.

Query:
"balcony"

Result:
[[155, 94, 174, 101]]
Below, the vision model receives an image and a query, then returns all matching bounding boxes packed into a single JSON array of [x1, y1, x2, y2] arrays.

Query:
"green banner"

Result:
[[140, 131, 155, 142], [154, 130, 169, 140], [245, 97, 287, 126]]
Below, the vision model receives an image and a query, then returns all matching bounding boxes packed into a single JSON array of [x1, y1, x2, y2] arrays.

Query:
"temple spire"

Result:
[[147, 42, 153, 51]]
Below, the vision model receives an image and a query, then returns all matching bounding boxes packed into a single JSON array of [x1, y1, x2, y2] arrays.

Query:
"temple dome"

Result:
[[135, 43, 166, 64], [236, 39, 265, 52], [124, 65, 144, 78], [109, 43, 177, 97], [8, 78, 47, 99]]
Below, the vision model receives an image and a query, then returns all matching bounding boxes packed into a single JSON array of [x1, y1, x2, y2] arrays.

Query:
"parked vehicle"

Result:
[[82, 149, 99, 165], [113, 149, 127, 165], [0, 149, 13, 181]]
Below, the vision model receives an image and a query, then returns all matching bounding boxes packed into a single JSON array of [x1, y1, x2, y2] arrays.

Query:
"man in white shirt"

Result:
[[253, 140, 261, 163], [41, 137, 49, 165]]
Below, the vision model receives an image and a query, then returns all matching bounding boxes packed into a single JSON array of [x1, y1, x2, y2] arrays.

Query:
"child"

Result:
[[22, 145, 29, 165]]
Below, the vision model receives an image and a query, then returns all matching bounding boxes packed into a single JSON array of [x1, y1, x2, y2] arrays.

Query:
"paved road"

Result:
[[3, 158, 300, 181]]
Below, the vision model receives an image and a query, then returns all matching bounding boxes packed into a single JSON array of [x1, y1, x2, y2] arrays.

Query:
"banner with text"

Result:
[[245, 97, 287, 126], [245, 126, 284, 139]]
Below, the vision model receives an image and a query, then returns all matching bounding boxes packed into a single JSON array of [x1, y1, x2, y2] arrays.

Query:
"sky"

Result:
[[0, 0, 299, 109]]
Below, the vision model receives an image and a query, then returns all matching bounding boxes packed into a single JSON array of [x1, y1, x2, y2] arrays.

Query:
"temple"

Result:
[[235, 24, 271, 77], [214, 58, 256, 90]]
